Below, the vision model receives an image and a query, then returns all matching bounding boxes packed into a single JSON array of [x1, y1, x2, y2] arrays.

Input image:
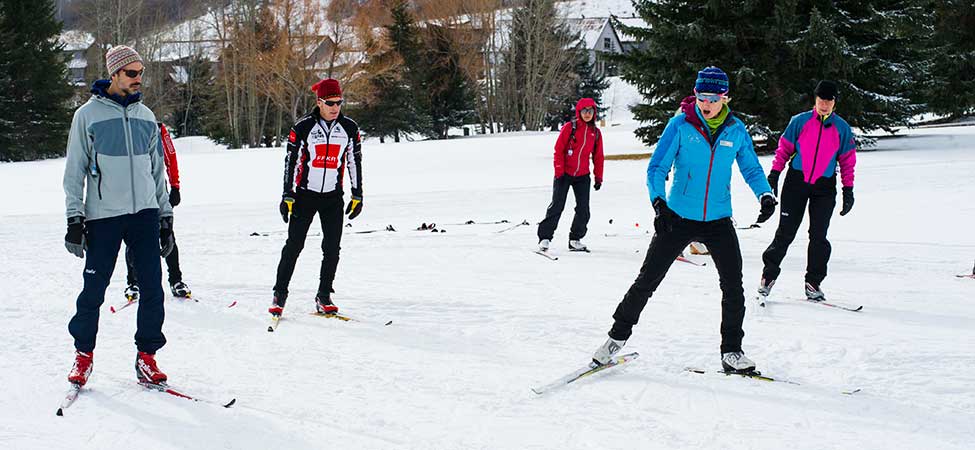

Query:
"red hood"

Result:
[[575, 98, 597, 122], [680, 95, 702, 128]]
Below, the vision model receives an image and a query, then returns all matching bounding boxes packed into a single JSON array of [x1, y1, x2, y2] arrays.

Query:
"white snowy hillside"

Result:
[[0, 117, 973, 449]]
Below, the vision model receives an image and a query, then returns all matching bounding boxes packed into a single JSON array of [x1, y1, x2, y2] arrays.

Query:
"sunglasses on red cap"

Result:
[[319, 99, 343, 106]]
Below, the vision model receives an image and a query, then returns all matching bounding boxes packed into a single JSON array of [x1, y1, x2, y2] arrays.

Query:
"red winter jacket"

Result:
[[553, 98, 604, 183], [159, 123, 180, 188]]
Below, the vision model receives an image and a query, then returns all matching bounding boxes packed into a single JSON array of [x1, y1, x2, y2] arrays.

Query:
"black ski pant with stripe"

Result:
[[273, 190, 344, 304], [608, 217, 747, 353], [761, 169, 837, 286], [537, 174, 591, 242]]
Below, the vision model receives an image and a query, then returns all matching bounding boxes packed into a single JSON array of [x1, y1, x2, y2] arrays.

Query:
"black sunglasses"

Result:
[[119, 69, 144, 78], [320, 99, 343, 106]]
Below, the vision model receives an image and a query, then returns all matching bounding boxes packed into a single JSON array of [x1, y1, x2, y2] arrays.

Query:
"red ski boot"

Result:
[[135, 352, 168, 384], [68, 351, 93, 386]]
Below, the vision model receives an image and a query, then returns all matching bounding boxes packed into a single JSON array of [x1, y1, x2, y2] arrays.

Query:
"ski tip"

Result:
[[853, 306, 864, 312], [227, 301, 238, 308], [530, 388, 543, 395], [56, 408, 64, 416], [110, 306, 117, 314], [223, 398, 236, 408], [384, 320, 393, 326], [843, 388, 862, 395], [267, 326, 274, 333]]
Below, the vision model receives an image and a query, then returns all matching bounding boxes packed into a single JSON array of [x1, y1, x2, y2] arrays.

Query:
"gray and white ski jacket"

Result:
[[63, 81, 172, 221]]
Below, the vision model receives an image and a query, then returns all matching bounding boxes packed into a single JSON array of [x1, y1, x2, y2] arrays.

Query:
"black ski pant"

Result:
[[273, 190, 344, 304], [762, 169, 837, 285], [537, 174, 591, 242], [69, 208, 167, 354], [608, 217, 747, 353], [125, 235, 182, 286]]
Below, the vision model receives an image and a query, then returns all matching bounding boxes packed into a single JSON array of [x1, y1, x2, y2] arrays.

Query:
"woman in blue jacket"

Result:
[[592, 67, 778, 373]]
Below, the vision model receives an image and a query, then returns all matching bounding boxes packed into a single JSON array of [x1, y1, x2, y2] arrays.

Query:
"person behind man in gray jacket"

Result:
[[62, 45, 174, 388]]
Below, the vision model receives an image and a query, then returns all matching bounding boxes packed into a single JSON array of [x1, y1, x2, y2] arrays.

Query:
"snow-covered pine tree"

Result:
[[613, 0, 924, 151]]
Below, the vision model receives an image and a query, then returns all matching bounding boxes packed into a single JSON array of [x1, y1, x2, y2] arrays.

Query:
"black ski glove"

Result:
[[840, 186, 854, 216], [594, 180, 602, 191], [653, 198, 678, 234], [160, 216, 175, 257], [756, 193, 778, 223], [65, 216, 86, 258], [346, 195, 363, 220], [767, 170, 781, 197], [168, 186, 181, 207], [280, 194, 295, 223]]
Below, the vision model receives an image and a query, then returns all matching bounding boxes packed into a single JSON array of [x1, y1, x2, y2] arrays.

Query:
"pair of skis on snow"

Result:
[[533, 246, 590, 261], [57, 380, 235, 416], [531, 353, 861, 396]]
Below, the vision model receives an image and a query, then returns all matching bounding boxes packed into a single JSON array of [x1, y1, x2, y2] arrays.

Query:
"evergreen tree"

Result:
[[383, 1, 435, 139], [547, 48, 610, 130], [614, 0, 923, 151], [420, 24, 475, 139], [916, 0, 975, 118], [0, 0, 74, 161]]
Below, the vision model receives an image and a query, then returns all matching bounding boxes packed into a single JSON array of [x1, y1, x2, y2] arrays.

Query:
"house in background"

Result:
[[59, 30, 96, 86], [566, 17, 623, 77]]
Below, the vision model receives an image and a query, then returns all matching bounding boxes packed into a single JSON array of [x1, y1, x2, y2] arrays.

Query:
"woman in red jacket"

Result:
[[537, 98, 604, 253]]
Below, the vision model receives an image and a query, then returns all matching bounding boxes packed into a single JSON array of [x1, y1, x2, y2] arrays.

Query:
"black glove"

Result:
[[767, 170, 781, 197], [594, 180, 602, 191], [160, 216, 175, 257], [756, 193, 778, 223], [652, 198, 678, 234], [346, 195, 363, 220], [280, 194, 295, 223], [840, 186, 854, 216], [168, 186, 181, 207], [65, 216, 86, 258]]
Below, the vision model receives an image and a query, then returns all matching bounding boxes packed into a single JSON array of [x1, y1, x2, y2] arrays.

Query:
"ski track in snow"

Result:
[[1, 123, 973, 449]]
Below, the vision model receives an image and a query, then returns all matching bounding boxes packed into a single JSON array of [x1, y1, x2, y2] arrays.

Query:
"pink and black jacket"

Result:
[[772, 110, 857, 187]]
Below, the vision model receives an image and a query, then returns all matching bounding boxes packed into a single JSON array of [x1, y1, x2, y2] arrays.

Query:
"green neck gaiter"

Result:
[[705, 105, 730, 135]]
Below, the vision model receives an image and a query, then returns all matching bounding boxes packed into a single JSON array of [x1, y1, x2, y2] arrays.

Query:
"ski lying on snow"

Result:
[[676, 256, 706, 266], [57, 381, 235, 416], [531, 352, 639, 395], [956, 274, 975, 279], [309, 312, 393, 326], [684, 367, 862, 394], [801, 298, 863, 312], [139, 381, 236, 408], [533, 249, 558, 260], [110, 298, 137, 313], [268, 315, 281, 332], [496, 220, 530, 233], [684, 367, 800, 385], [56, 383, 83, 416]]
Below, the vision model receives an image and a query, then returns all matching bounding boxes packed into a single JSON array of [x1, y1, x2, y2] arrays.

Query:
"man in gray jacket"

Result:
[[62, 45, 174, 388]]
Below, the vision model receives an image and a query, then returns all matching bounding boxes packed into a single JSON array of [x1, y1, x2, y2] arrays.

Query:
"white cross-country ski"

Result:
[[531, 352, 639, 395], [55, 383, 83, 416], [533, 249, 558, 260], [268, 314, 281, 332]]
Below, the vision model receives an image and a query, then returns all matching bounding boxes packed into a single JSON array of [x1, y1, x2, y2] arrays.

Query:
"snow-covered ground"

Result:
[[1, 117, 973, 449]]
